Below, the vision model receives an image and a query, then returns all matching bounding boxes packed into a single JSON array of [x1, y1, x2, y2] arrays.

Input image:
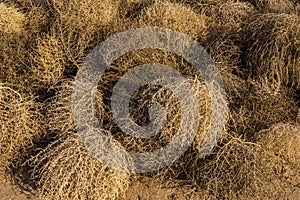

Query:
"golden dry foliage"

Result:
[[243, 13, 300, 89], [135, 1, 209, 40], [190, 0, 227, 18], [218, 1, 256, 31], [208, 34, 242, 68], [39, 46, 216, 184], [178, 1, 256, 46], [256, 123, 300, 170], [199, 136, 300, 199], [43, 81, 75, 134], [0, 3, 51, 88], [94, 48, 217, 181], [25, 4, 50, 35], [52, 0, 120, 28], [0, 3, 25, 34], [28, 79, 130, 199], [126, 0, 146, 3], [0, 0, 299, 199], [252, 123, 300, 199], [0, 84, 42, 174], [96, 49, 212, 151], [0, 3, 27, 84], [254, 123, 300, 199], [198, 138, 262, 199], [206, 30, 298, 139], [246, 0, 296, 13], [31, 33, 65, 85], [297, 3, 300, 14], [50, 0, 121, 68], [30, 133, 130, 200], [228, 80, 298, 139], [297, 108, 300, 124]]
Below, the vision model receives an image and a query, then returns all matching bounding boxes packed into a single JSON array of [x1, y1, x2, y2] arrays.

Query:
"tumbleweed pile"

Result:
[[242, 13, 300, 89], [0, 0, 299, 199], [0, 84, 42, 177]]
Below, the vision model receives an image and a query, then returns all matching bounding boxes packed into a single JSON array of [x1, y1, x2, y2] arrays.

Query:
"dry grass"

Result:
[[183, 0, 256, 35], [25, 4, 50, 35], [49, 0, 121, 68], [205, 27, 297, 141], [95, 48, 215, 180], [0, 3, 27, 84], [252, 123, 300, 199], [199, 135, 300, 199], [134, 1, 209, 40], [1, 0, 299, 199], [218, 1, 256, 31], [245, 0, 296, 14], [297, 108, 300, 124], [52, 0, 120, 28], [43, 80, 75, 134], [198, 138, 263, 199], [208, 34, 243, 68], [31, 32, 66, 85], [297, 3, 300, 14], [228, 80, 298, 139], [27, 79, 130, 199], [0, 84, 43, 176], [29, 132, 130, 200], [256, 123, 300, 169], [0, 3, 25, 34], [0, 3, 51, 88], [242, 13, 300, 89]]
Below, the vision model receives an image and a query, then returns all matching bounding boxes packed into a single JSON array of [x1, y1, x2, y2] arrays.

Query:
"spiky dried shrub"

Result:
[[28, 80, 130, 199], [254, 123, 300, 199], [256, 123, 300, 171], [0, 3, 25, 34], [0, 84, 43, 176], [199, 136, 300, 199], [242, 13, 300, 89], [93, 48, 226, 183], [0, 2, 51, 88], [297, 3, 300, 14], [186, 0, 227, 18], [228, 80, 298, 139], [179, 0, 255, 33], [43, 80, 75, 134], [245, 0, 296, 14], [31, 32, 66, 85], [193, 18, 299, 197], [206, 33, 248, 140], [49, 0, 121, 68], [206, 31, 298, 139], [126, 0, 147, 3], [30, 133, 130, 200], [0, 3, 27, 84], [52, 0, 120, 28], [198, 138, 262, 199], [297, 108, 300, 124], [251, 123, 300, 199], [169, 1, 256, 55], [208, 33, 243, 69], [218, 1, 255, 31], [25, 4, 50, 35], [134, 1, 209, 40]]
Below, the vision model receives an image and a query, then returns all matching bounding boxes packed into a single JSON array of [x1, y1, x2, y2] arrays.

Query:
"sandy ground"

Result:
[[120, 177, 210, 200], [1, 177, 209, 200], [0, 180, 37, 200]]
